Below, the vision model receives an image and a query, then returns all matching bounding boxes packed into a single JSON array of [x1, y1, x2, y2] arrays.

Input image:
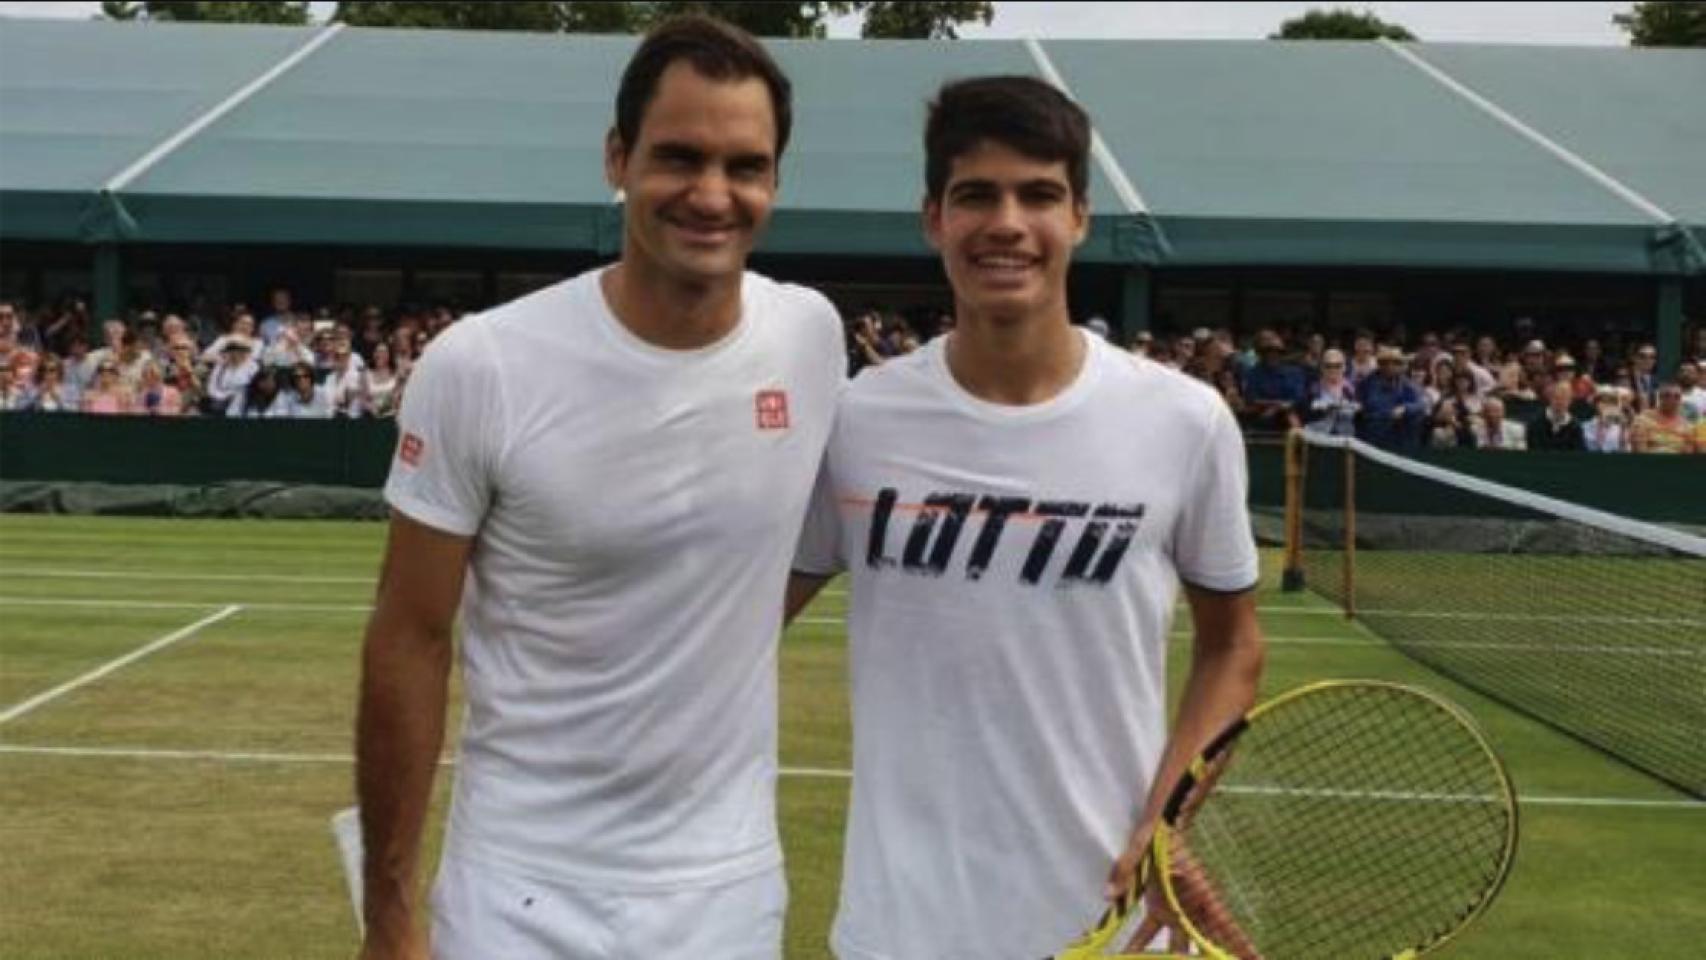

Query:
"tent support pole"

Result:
[[1120, 267, 1151, 343], [93, 244, 123, 338], [1655, 277, 1682, 376]]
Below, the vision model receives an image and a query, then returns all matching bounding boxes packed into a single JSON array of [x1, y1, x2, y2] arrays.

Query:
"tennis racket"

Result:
[[1052, 680, 1518, 959]]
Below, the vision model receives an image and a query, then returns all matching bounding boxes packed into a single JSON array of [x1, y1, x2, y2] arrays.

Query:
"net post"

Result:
[[1342, 442, 1356, 619], [1281, 429, 1306, 592]]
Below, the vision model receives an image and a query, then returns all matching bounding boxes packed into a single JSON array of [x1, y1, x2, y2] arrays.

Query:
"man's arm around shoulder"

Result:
[[356, 511, 472, 960]]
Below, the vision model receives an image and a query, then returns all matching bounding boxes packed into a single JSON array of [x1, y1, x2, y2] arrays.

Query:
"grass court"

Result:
[[0, 514, 1701, 958]]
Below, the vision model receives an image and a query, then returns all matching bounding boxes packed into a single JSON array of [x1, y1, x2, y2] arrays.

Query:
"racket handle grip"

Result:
[[1163, 718, 1248, 822]]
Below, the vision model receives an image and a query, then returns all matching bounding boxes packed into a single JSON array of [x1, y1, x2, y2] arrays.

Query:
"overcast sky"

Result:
[[0, 1, 1631, 46]]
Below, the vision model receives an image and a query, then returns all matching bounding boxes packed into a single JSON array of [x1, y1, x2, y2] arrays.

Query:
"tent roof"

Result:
[[1, 20, 1699, 273]]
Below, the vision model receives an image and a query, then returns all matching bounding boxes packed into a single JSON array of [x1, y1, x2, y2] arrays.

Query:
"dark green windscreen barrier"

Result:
[[1, 412, 398, 487]]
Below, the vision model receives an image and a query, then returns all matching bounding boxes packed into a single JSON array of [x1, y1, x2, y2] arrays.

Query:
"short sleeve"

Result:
[[1171, 401, 1260, 594], [792, 455, 845, 578], [382, 322, 503, 538]]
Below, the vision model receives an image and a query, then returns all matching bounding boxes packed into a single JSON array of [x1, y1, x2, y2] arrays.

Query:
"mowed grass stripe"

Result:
[[0, 606, 234, 705], [5, 744, 1697, 810], [0, 605, 242, 726], [2, 516, 1702, 958]]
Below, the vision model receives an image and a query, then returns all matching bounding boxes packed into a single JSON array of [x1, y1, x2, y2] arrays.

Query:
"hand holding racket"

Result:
[[1051, 680, 1519, 959]]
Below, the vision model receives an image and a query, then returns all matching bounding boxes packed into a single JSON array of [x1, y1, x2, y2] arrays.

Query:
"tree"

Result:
[[1271, 8, 1416, 41], [859, 1, 993, 39], [561, 1, 646, 34], [111, 0, 996, 38], [645, 2, 846, 38], [334, 2, 565, 31], [101, 1, 311, 24], [1614, 1, 1706, 46]]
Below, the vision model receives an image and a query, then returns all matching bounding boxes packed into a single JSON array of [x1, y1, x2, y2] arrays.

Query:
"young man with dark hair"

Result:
[[787, 76, 1266, 958], [356, 15, 843, 959]]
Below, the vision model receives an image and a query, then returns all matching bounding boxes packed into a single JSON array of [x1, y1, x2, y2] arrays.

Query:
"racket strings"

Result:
[[1174, 684, 1514, 959]]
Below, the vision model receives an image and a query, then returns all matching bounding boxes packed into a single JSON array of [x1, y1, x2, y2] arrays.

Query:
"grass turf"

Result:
[[0, 514, 1701, 958]]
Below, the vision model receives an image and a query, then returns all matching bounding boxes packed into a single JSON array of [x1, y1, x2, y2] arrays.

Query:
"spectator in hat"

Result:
[[1083, 316, 1110, 341], [1241, 329, 1306, 432], [204, 336, 258, 416], [1582, 386, 1630, 453], [1356, 345, 1428, 450], [1128, 330, 1154, 357], [1472, 396, 1526, 450], [1527, 381, 1583, 451]]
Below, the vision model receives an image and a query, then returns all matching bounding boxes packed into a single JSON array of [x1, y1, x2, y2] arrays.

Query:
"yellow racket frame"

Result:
[[1052, 680, 1519, 960]]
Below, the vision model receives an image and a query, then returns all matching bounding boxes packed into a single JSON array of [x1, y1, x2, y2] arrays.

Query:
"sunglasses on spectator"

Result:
[[1637, 351, 1657, 359], [1322, 362, 1344, 369]]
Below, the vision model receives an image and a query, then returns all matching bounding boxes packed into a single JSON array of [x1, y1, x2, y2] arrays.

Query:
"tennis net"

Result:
[[1285, 431, 1706, 799]]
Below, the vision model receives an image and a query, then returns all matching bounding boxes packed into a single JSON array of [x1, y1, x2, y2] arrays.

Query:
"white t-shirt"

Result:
[[794, 332, 1258, 960], [384, 267, 844, 891], [268, 383, 333, 418]]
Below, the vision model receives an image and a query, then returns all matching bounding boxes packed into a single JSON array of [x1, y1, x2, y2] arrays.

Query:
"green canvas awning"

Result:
[[2, 20, 1700, 275]]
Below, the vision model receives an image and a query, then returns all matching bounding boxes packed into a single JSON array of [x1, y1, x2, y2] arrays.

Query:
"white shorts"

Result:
[[430, 853, 787, 960]]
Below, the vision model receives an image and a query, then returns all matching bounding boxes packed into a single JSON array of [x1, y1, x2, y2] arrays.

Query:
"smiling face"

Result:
[[924, 139, 1087, 326], [606, 61, 778, 291]]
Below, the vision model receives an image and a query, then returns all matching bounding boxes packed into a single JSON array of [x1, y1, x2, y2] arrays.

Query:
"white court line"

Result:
[[0, 605, 243, 726], [0, 596, 371, 613], [8, 594, 1692, 630], [7, 599, 1684, 653], [9, 571, 1695, 624], [0, 743, 1694, 810], [0, 568, 373, 585], [1359, 609, 1705, 628]]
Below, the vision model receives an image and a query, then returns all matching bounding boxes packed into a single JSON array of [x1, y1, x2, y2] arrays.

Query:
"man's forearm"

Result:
[[355, 613, 453, 941], [1139, 613, 1265, 826]]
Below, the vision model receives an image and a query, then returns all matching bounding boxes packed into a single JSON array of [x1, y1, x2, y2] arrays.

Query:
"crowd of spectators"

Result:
[[0, 289, 448, 420], [1128, 320, 1706, 454], [6, 290, 1705, 455]]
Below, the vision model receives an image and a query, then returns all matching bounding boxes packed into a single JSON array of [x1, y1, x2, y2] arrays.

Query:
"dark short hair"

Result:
[[924, 75, 1091, 202], [613, 14, 792, 160]]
